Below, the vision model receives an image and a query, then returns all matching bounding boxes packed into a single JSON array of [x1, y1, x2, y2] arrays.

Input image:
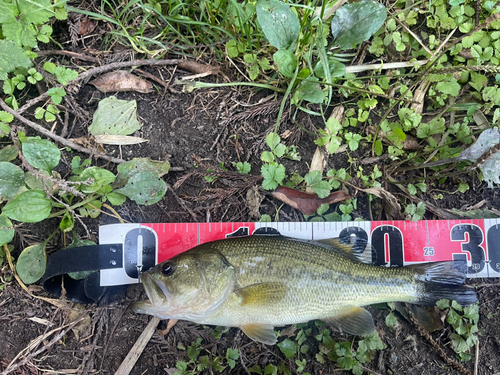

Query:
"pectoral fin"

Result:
[[241, 324, 277, 345], [234, 282, 287, 306], [323, 307, 375, 336]]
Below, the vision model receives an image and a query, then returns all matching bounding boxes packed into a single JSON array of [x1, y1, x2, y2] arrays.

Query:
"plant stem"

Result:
[[48, 194, 99, 218]]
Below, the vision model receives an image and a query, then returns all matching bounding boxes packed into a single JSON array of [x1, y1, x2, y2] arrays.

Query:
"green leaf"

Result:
[[2, 19, 37, 48], [53, 66, 78, 85], [249, 365, 263, 375], [16, 242, 47, 284], [264, 364, 278, 375], [0, 214, 14, 246], [43, 61, 56, 74], [79, 167, 116, 193], [312, 181, 331, 199], [304, 170, 322, 186], [116, 172, 167, 205], [261, 163, 286, 190], [0, 40, 33, 80], [89, 97, 142, 136], [19, 0, 53, 25], [385, 312, 398, 328], [0, 145, 18, 162], [277, 338, 297, 359], [256, 0, 300, 50], [115, 158, 170, 186], [24, 170, 54, 191], [297, 80, 324, 104], [106, 192, 127, 206], [226, 40, 239, 58], [457, 182, 469, 193], [274, 143, 286, 158], [261, 151, 275, 163], [175, 361, 188, 373], [266, 132, 281, 149], [0, 162, 24, 201], [47, 87, 66, 105], [331, 0, 387, 50], [436, 78, 460, 96], [235, 161, 251, 174], [54, 6, 67, 20], [22, 137, 61, 172], [436, 299, 450, 309], [3, 189, 52, 223], [273, 50, 297, 78], [59, 212, 74, 233], [374, 139, 383, 156]]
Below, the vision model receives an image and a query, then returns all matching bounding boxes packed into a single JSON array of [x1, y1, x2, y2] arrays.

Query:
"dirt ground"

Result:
[[1, 15, 500, 375]]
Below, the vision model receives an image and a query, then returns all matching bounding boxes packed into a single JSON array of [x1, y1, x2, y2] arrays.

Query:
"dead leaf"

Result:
[[410, 78, 430, 114], [280, 325, 297, 338], [157, 318, 178, 336], [95, 134, 148, 145], [271, 186, 350, 215], [69, 136, 106, 153], [89, 70, 153, 93], [78, 18, 97, 36], [66, 304, 92, 341], [361, 187, 401, 216], [178, 61, 220, 75], [246, 185, 264, 219]]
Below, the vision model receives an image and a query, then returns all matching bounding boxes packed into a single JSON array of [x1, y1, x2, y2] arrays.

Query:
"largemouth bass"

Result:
[[132, 235, 477, 345]]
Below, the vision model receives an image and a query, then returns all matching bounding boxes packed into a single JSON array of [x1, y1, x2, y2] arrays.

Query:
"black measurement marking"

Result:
[[451, 224, 485, 274], [371, 226, 404, 267]]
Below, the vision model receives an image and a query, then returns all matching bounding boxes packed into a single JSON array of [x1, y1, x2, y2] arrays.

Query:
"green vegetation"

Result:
[[437, 299, 480, 361], [0, 0, 494, 371]]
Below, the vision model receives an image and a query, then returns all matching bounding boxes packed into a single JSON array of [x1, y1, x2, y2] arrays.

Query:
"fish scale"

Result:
[[133, 234, 477, 344]]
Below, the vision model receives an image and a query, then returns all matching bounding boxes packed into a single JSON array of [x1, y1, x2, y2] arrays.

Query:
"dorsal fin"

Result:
[[314, 237, 376, 264]]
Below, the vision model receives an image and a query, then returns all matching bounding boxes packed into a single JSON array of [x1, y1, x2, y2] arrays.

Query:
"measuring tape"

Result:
[[42, 219, 500, 303]]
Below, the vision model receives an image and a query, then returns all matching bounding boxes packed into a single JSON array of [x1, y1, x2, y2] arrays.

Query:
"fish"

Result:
[[132, 234, 477, 345]]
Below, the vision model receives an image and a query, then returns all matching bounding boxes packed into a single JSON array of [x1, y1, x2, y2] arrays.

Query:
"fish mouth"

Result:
[[140, 272, 173, 307]]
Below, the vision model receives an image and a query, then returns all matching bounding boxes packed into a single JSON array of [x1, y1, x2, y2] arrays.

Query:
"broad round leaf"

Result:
[[22, 137, 61, 172], [256, 0, 300, 50], [116, 172, 167, 205], [273, 50, 298, 78], [116, 158, 170, 186], [297, 81, 325, 103], [89, 96, 142, 136], [79, 167, 116, 193], [0, 162, 24, 201], [0, 40, 33, 81], [16, 242, 47, 284], [3, 189, 52, 223], [331, 0, 387, 50], [106, 192, 127, 206], [0, 214, 14, 246], [0, 145, 19, 162]]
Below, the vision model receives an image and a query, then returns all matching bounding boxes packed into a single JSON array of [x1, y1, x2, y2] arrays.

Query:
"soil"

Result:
[[1, 14, 500, 375]]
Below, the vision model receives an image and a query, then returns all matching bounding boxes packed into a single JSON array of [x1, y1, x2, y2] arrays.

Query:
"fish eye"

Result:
[[161, 262, 175, 276]]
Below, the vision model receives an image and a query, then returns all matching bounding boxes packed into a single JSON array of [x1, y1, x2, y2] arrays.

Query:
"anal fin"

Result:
[[240, 324, 277, 345], [323, 307, 375, 336]]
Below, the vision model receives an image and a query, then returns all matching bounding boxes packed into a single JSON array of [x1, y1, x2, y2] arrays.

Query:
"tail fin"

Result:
[[408, 261, 478, 306]]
